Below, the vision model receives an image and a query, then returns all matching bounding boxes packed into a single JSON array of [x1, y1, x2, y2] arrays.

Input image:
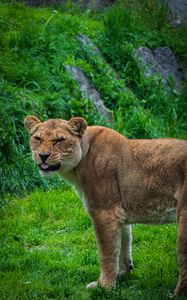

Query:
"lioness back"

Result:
[[79, 126, 186, 224]]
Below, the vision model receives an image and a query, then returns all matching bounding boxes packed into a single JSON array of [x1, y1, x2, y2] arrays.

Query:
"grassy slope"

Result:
[[0, 3, 108, 196], [0, 0, 187, 196], [0, 187, 185, 300]]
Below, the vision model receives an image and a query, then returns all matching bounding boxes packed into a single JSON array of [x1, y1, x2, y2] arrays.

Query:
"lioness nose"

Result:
[[39, 152, 51, 162]]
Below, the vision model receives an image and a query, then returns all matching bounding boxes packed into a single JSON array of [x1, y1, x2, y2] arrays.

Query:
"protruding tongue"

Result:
[[41, 163, 49, 170]]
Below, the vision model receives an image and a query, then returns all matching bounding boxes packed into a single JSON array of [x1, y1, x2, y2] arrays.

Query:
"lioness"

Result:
[[24, 115, 187, 295]]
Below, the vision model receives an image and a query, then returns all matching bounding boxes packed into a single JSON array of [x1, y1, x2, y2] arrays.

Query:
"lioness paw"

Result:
[[118, 258, 133, 276], [86, 281, 98, 288], [86, 280, 115, 289]]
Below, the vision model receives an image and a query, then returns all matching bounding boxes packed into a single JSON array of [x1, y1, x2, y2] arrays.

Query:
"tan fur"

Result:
[[24, 115, 187, 296]]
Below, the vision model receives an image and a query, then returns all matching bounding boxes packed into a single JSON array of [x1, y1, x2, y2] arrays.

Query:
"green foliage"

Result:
[[0, 3, 101, 196], [99, 0, 187, 137], [0, 1, 186, 196], [0, 188, 185, 299]]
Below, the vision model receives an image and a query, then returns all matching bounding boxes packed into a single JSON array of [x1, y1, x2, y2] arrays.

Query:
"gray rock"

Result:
[[134, 46, 185, 91], [153, 47, 184, 89], [76, 34, 102, 58], [169, 0, 187, 25], [65, 65, 113, 123], [79, 0, 115, 10], [134, 47, 164, 79], [158, 0, 187, 26], [76, 34, 121, 79]]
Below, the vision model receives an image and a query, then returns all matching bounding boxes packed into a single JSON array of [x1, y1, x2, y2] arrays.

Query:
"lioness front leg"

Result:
[[87, 209, 123, 288], [175, 180, 187, 296], [118, 224, 133, 276]]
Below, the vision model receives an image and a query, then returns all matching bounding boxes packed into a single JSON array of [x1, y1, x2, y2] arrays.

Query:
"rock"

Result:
[[64, 65, 113, 123], [134, 46, 185, 91], [83, 0, 187, 18], [153, 47, 184, 89], [76, 34, 102, 58], [134, 47, 164, 79], [169, 0, 187, 25], [79, 0, 115, 10], [158, 0, 187, 26], [76, 34, 120, 79]]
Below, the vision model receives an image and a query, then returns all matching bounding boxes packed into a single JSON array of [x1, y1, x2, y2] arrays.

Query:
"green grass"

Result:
[[0, 0, 187, 196], [1, 186, 186, 300]]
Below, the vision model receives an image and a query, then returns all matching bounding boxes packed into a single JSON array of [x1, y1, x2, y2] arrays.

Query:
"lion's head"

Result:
[[24, 116, 87, 176]]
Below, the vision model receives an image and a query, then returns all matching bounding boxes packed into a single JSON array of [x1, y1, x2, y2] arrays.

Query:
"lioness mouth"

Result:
[[39, 163, 61, 172]]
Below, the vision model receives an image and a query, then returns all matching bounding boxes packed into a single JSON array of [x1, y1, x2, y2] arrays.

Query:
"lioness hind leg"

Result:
[[175, 178, 187, 296], [118, 224, 133, 276], [87, 209, 124, 288]]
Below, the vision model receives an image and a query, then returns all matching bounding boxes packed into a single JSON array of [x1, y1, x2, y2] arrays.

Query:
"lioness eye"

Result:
[[54, 137, 65, 144], [34, 136, 41, 143]]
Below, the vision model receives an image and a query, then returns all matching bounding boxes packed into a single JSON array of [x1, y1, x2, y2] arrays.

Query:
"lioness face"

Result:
[[24, 116, 87, 176]]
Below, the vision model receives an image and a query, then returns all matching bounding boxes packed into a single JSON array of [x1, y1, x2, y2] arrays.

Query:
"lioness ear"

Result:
[[24, 115, 41, 134], [68, 117, 87, 138]]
